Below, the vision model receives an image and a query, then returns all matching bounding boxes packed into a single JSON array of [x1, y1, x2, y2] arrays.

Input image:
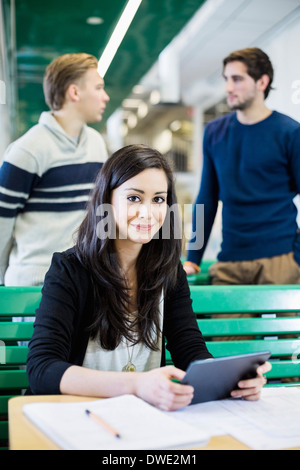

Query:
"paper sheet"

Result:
[[168, 387, 300, 450], [23, 394, 209, 450], [23, 388, 300, 450]]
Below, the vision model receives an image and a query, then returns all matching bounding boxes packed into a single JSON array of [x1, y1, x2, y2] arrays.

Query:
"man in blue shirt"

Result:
[[184, 47, 300, 285]]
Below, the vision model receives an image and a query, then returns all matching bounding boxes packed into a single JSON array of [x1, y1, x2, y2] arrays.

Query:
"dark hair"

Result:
[[223, 47, 274, 98], [75, 144, 182, 351]]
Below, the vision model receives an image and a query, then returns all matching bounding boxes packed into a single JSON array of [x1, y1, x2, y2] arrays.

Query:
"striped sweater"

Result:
[[0, 111, 107, 285]]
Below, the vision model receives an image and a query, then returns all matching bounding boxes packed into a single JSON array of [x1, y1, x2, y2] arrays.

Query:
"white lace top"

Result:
[[82, 295, 164, 372]]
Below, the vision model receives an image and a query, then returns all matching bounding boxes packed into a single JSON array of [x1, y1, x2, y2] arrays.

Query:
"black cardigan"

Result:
[[26, 248, 212, 395]]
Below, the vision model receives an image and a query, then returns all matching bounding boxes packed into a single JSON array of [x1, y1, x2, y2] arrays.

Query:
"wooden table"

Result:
[[8, 395, 250, 450]]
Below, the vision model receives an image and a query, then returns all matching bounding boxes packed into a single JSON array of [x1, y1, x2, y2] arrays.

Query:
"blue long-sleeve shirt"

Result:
[[187, 111, 300, 266]]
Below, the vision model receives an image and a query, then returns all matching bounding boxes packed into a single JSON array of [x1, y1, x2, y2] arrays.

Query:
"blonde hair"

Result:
[[43, 53, 98, 110]]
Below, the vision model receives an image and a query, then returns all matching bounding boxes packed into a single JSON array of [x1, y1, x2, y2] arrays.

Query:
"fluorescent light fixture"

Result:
[[132, 84, 146, 94], [127, 112, 138, 129], [169, 120, 181, 132], [98, 0, 142, 77], [86, 17, 104, 25], [137, 102, 148, 118], [150, 90, 160, 105], [122, 98, 141, 108]]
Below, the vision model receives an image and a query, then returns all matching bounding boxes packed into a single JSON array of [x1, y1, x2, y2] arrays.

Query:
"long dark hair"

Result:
[[76, 144, 182, 350]]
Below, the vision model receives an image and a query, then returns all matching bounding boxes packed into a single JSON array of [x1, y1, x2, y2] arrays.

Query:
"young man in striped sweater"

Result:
[[0, 53, 109, 286]]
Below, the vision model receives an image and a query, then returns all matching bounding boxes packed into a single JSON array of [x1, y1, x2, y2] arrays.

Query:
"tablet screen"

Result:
[[181, 351, 271, 404]]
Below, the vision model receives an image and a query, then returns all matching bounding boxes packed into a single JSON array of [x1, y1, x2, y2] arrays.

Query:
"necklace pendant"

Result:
[[122, 361, 136, 372]]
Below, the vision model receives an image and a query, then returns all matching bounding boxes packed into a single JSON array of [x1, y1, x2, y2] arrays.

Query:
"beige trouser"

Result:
[[208, 252, 300, 286], [208, 253, 300, 382]]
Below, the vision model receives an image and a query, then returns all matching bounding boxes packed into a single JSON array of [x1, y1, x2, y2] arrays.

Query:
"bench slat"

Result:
[[0, 346, 28, 365], [0, 421, 8, 441], [205, 339, 300, 358], [197, 317, 300, 336], [0, 322, 34, 341], [0, 370, 28, 389], [190, 285, 300, 313], [0, 287, 41, 316]]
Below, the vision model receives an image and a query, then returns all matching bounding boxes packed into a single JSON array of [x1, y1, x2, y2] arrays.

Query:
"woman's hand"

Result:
[[230, 361, 272, 401], [133, 366, 194, 411]]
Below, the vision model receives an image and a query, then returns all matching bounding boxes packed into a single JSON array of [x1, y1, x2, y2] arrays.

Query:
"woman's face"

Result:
[[111, 168, 168, 246]]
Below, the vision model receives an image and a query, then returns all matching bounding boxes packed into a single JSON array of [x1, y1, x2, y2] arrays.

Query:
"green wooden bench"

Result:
[[2, 284, 300, 448], [166, 284, 300, 385], [0, 286, 41, 449], [187, 272, 212, 285]]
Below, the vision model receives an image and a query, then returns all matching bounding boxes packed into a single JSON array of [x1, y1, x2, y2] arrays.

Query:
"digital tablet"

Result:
[[181, 350, 271, 405]]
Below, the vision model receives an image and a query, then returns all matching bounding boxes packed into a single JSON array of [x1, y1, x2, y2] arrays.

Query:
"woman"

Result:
[[27, 144, 270, 411]]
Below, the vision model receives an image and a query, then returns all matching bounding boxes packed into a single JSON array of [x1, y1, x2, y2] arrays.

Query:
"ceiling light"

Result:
[[132, 84, 146, 94], [169, 120, 181, 132], [121, 123, 128, 137], [98, 0, 143, 77], [86, 17, 104, 25], [149, 90, 160, 105], [122, 98, 141, 108], [127, 113, 138, 129], [137, 102, 148, 118], [122, 110, 131, 118]]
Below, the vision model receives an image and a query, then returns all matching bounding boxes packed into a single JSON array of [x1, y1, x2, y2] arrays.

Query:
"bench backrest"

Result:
[[190, 284, 300, 313], [2, 284, 300, 446], [191, 285, 300, 383], [0, 286, 41, 448]]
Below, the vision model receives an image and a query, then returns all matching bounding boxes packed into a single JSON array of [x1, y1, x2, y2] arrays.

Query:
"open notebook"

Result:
[[23, 394, 209, 450]]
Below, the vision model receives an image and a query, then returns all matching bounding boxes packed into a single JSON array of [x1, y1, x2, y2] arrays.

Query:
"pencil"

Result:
[[85, 409, 121, 439]]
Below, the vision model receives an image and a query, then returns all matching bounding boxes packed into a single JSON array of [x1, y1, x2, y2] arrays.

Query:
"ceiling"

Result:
[[109, 0, 300, 145], [14, 0, 206, 135], [139, 0, 300, 106], [13, 0, 300, 139]]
